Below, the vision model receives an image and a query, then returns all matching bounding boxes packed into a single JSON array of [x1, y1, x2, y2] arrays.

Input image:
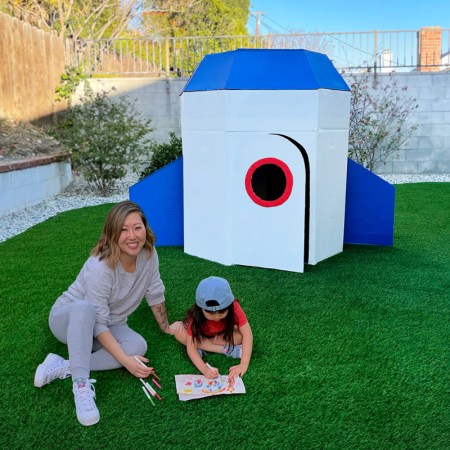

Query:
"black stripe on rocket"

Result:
[[271, 133, 311, 265]]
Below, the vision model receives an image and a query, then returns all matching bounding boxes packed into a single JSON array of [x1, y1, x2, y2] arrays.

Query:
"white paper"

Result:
[[175, 374, 245, 401]]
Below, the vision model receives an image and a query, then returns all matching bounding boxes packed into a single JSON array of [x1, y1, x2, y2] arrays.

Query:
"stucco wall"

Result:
[[83, 72, 450, 175]]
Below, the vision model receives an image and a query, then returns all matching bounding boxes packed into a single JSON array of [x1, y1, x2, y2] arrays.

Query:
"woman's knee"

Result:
[[70, 300, 96, 318], [116, 329, 148, 356], [49, 300, 96, 342], [128, 334, 148, 355]]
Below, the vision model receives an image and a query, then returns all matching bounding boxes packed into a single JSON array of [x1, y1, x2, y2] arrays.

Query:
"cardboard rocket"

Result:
[[180, 49, 351, 273]]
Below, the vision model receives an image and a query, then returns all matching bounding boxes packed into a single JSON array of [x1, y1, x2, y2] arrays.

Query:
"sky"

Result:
[[247, 0, 450, 34]]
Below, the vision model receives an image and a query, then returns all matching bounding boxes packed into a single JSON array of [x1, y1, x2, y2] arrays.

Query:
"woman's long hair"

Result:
[[91, 201, 156, 268], [183, 301, 237, 350]]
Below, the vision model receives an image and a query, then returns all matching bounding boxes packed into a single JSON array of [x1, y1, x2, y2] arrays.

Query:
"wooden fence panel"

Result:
[[0, 12, 66, 122]]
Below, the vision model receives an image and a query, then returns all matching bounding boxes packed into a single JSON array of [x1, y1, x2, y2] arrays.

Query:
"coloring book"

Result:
[[175, 374, 246, 401]]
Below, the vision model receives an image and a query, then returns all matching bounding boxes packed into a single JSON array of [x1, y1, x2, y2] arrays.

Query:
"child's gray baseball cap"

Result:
[[196, 276, 234, 312]]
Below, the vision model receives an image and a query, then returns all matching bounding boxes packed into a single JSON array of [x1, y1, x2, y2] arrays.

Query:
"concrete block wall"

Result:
[[0, 159, 72, 216], [74, 78, 186, 143], [83, 73, 450, 175], [371, 72, 450, 175]]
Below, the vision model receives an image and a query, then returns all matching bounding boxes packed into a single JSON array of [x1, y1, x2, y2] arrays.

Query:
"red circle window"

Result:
[[245, 158, 293, 207]]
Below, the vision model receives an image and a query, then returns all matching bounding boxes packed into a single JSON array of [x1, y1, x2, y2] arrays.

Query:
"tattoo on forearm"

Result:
[[155, 304, 169, 331]]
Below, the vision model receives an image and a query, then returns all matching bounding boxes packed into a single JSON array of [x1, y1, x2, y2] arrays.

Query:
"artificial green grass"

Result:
[[0, 183, 449, 449]]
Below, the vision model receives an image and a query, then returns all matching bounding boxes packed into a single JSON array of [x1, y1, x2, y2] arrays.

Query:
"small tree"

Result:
[[347, 72, 418, 171], [52, 86, 153, 195]]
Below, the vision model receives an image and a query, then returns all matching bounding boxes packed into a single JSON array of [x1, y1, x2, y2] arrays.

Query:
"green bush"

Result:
[[51, 85, 153, 195], [139, 132, 182, 180]]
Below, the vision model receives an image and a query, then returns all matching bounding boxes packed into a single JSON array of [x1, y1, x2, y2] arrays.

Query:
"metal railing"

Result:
[[69, 29, 450, 76]]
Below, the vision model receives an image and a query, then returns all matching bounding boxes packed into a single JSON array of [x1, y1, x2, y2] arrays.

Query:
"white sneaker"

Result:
[[73, 379, 100, 426], [34, 353, 71, 387]]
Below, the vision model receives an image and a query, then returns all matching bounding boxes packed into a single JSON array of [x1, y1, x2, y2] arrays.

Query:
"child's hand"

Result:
[[204, 365, 219, 379], [229, 363, 248, 379]]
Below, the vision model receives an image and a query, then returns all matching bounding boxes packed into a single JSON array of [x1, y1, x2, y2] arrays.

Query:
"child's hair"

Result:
[[183, 300, 239, 350], [91, 201, 156, 268]]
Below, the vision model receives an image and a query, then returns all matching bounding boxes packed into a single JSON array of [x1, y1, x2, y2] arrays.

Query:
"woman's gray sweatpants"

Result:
[[49, 300, 147, 380]]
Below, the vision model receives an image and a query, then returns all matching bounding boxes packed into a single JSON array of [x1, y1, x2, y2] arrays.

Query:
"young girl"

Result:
[[34, 201, 175, 427], [173, 276, 253, 380]]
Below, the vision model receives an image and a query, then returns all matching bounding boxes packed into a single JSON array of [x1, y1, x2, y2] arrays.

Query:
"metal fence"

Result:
[[69, 29, 450, 77]]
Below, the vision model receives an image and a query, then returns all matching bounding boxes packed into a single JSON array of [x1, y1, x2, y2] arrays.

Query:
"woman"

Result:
[[34, 201, 175, 426]]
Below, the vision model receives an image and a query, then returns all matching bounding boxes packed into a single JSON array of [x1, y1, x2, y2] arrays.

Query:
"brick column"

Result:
[[418, 27, 442, 71]]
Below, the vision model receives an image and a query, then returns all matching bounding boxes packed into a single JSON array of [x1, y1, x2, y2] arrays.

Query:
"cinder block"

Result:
[[374, 162, 393, 174], [418, 137, 434, 149], [386, 149, 405, 161], [416, 99, 434, 112], [392, 161, 418, 174], [432, 124, 450, 136], [432, 74, 450, 86], [399, 74, 432, 88], [431, 98, 450, 112], [413, 112, 437, 125], [418, 160, 450, 173], [418, 86, 446, 100], [405, 149, 432, 161], [431, 149, 450, 160]]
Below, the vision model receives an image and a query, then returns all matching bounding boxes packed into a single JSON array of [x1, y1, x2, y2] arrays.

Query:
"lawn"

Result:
[[0, 183, 449, 449]]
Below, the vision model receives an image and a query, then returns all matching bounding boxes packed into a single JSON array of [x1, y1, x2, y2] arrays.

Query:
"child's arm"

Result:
[[186, 334, 219, 378], [229, 322, 253, 378]]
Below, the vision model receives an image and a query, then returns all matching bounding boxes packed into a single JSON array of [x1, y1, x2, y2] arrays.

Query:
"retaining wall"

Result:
[[0, 154, 72, 216]]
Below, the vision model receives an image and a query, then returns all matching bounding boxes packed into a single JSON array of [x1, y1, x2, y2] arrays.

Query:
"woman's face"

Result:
[[118, 212, 146, 259], [202, 308, 229, 322]]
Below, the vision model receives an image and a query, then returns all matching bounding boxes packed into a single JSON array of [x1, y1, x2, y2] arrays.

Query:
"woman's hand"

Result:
[[228, 363, 248, 379], [123, 355, 154, 378]]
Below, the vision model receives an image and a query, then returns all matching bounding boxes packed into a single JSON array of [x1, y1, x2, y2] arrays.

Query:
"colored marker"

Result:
[[145, 381, 156, 395], [141, 386, 155, 406], [141, 379, 163, 401], [152, 378, 162, 390], [134, 356, 149, 368], [146, 382, 162, 401], [206, 363, 220, 378]]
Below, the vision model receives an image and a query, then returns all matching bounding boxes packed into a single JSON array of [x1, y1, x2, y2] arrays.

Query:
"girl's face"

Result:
[[118, 212, 146, 259], [202, 308, 229, 322]]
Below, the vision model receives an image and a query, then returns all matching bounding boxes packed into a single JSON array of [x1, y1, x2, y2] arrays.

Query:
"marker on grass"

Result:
[[146, 382, 163, 401], [140, 377, 163, 402], [141, 386, 155, 406]]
